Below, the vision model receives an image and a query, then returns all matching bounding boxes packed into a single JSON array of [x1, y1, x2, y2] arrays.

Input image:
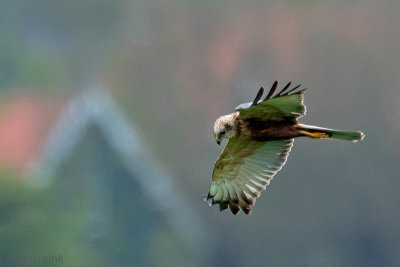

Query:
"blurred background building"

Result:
[[0, 0, 400, 266]]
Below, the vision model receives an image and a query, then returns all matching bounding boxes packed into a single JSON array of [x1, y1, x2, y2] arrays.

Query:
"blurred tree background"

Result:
[[0, 0, 400, 266]]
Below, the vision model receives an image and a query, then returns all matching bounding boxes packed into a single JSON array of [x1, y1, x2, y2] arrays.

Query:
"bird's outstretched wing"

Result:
[[204, 137, 293, 215], [235, 81, 307, 121]]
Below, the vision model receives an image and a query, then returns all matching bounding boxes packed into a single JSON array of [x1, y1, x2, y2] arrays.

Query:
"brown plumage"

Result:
[[237, 116, 302, 141], [204, 81, 364, 215]]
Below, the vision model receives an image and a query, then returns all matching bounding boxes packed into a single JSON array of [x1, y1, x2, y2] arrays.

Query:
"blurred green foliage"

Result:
[[0, 176, 96, 266]]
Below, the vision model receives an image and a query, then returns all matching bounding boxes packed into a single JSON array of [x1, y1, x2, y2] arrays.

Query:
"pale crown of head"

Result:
[[214, 113, 236, 142]]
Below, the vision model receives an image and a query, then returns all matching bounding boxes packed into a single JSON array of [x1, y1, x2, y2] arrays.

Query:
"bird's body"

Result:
[[204, 81, 364, 215], [217, 111, 302, 141]]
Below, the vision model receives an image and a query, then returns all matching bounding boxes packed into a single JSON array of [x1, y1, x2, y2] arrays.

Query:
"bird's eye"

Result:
[[221, 130, 226, 135]]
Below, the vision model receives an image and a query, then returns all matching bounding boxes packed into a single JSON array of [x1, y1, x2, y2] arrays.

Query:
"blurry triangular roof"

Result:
[[30, 85, 210, 254]]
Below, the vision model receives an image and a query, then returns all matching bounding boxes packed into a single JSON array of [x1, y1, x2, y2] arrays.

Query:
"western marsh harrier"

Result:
[[203, 81, 364, 215]]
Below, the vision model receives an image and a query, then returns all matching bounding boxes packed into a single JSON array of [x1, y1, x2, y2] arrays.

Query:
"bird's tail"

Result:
[[298, 124, 364, 142]]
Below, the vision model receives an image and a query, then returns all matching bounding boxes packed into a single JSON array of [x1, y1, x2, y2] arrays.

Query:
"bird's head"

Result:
[[213, 113, 236, 145]]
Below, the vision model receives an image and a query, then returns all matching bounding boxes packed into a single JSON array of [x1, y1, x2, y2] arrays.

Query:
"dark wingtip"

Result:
[[242, 207, 252, 215], [283, 84, 301, 95], [252, 87, 264, 106], [264, 81, 278, 100], [229, 202, 240, 215], [219, 202, 229, 211], [276, 81, 292, 96]]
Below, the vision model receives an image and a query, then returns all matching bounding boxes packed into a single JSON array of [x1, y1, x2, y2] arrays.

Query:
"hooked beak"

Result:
[[216, 135, 221, 145]]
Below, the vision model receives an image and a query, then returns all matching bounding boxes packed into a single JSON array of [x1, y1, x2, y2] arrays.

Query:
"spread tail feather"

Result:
[[299, 124, 364, 142]]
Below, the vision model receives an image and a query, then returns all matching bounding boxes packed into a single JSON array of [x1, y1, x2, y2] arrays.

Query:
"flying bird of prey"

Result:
[[203, 81, 364, 215]]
